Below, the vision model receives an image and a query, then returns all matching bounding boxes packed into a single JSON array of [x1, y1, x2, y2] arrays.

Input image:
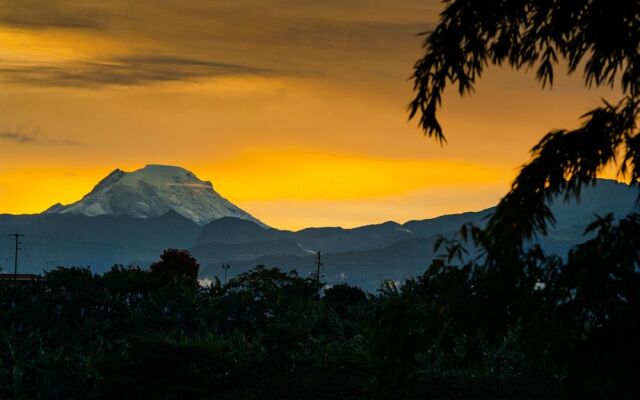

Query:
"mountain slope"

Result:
[[196, 218, 416, 253], [2, 177, 635, 290], [0, 211, 202, 273], [45, 165, 265, 226], [197, 217, 284, 243], [199, 236, 438, 290], [197, 180, 638, 290]]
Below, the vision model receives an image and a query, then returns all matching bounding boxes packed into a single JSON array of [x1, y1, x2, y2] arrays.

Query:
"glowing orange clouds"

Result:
[[0, 149, 513, 228], [0, 1, 626, 229], [199, 149, 511, 201]]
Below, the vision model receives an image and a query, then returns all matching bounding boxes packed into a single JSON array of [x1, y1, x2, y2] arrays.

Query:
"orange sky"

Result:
[[0, 0, 622, 229]]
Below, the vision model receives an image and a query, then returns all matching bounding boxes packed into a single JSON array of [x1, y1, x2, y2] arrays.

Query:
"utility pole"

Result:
[[315, 251, 323, 298], [9, 233, 24, 282], [222, 264, 230, 285]]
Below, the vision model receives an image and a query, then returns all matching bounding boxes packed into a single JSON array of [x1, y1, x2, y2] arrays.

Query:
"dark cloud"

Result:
[[0, 1, 439, 87], [57, 138, 83, 145], [0, 55, 273, 88], [0, 0, 107, 29], [0, 131, 36, 143], [0, 128, 81, 145]]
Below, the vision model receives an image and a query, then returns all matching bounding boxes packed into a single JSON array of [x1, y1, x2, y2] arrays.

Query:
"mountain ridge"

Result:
[[1, 177, 636, 290]]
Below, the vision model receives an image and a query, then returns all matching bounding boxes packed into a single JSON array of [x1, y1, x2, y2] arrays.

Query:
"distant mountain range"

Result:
[[1, 165, 637, 290]]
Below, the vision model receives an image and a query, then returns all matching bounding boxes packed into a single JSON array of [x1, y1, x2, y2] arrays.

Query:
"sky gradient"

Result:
[[0, 0, 621, 229]]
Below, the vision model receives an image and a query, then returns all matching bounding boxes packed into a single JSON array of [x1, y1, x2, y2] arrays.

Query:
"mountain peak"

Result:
[[141, 164, 190, 174], [44, 165, 266, 227]]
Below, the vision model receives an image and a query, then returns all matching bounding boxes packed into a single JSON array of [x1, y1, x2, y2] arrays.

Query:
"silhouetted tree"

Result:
[[150, 249, 199, 282], [410, 0, 640, 249], [323, 284, 367, 315], [398, 11, 640, 395]]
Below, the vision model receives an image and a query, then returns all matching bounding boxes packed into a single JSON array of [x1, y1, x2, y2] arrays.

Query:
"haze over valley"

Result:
[[2, 165, 635, 290]]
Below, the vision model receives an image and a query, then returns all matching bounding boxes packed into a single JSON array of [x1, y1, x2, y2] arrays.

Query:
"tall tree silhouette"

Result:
[[150, 248, 199, 281], [410, 0, 640, 251]]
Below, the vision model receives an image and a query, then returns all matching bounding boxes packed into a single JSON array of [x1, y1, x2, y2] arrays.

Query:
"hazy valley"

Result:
[[2, 165, 636, 290]]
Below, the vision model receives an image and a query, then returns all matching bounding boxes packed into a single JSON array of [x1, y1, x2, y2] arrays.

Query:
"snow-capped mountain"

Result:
[[2, 177, 634, 288], [44, 164, 266, 227]]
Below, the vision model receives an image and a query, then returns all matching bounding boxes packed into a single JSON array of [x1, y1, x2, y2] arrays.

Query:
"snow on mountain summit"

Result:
[[44, 164, 266, 227]]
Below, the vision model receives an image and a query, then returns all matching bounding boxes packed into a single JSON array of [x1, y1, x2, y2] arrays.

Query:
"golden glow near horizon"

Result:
[[0, 151, 513, 228], [0, 0, 623, 229]]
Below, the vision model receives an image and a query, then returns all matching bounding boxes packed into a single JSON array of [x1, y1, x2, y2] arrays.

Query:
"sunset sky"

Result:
[[0, 0, 620, 229]]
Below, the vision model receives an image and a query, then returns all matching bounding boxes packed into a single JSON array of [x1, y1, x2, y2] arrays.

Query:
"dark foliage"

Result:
[[323, 284, 368, 316], [2, 213, 639, 399], [369, 213, 640, 400], [410, 0, 640, 243], [150, 248, 200, 282], [0, 261, 371, 399], [379, 5, 640, 397], [2, 3, 639, 399]]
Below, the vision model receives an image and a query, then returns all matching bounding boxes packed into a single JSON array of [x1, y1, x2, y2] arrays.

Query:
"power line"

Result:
[[222, 264, 230, 285], [315, 251, 323, 298], [8, 233, 24, 281]]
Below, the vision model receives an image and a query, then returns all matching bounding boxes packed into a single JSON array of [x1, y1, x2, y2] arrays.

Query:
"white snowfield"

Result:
[[45, 164, 266, 227]]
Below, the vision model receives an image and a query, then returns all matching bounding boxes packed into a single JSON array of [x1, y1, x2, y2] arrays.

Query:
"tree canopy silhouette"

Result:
[[410, 0, 640, 249], [150, 248, 199, 281]]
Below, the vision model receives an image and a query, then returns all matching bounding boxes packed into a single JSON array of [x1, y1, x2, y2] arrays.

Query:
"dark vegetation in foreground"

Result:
[[2, 1, 640, 398], [1, 211, 639, 400]]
